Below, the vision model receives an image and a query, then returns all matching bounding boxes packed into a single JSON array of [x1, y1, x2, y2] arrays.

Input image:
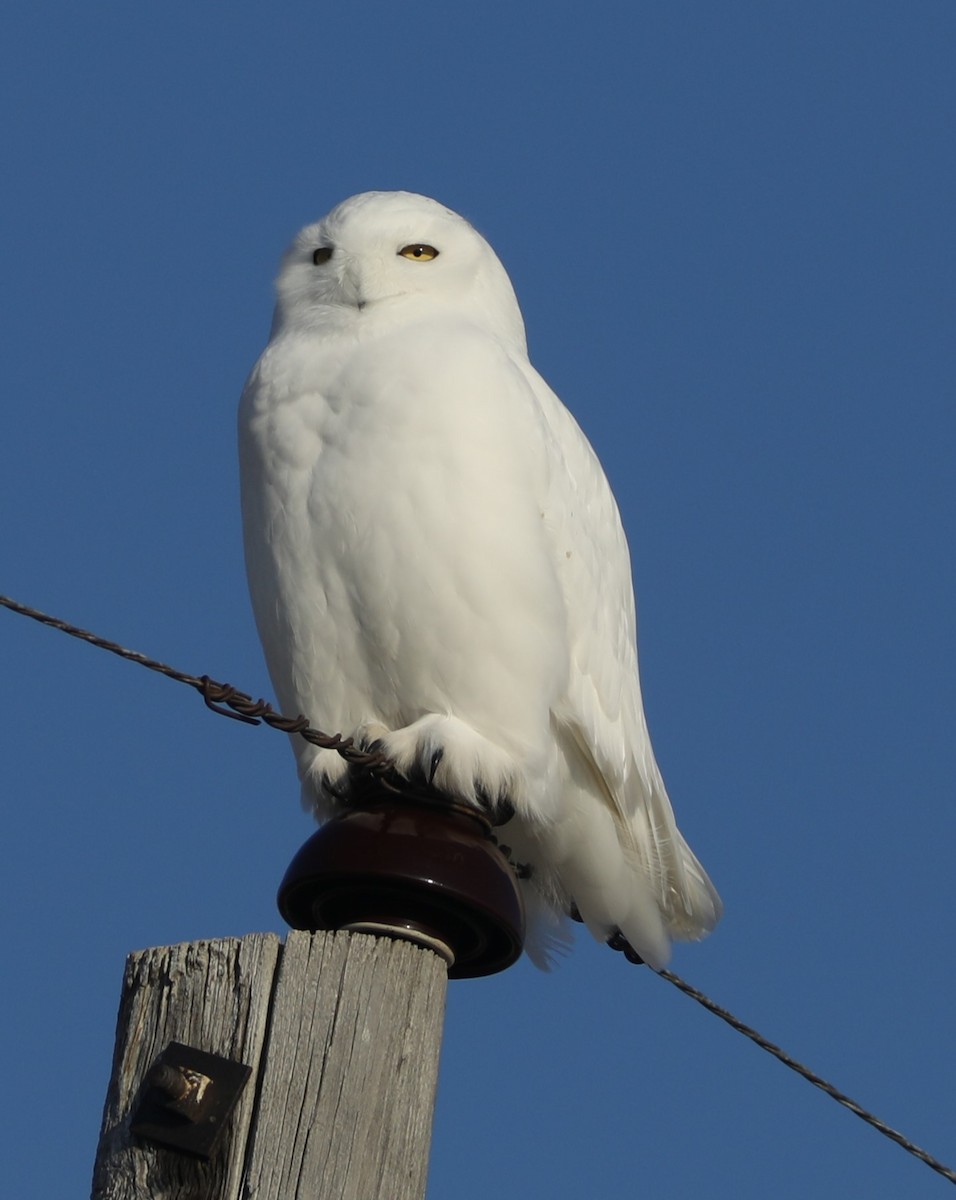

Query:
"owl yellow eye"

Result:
[[398, 244, 439, 262], [312, 247, 333, 264]]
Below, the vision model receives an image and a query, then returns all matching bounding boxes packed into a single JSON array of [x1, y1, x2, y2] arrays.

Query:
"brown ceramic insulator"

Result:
[[277, 789, 526, 979]]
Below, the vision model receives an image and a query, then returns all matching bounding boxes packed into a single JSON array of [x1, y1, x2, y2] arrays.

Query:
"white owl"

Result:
[[239, 191, 721, 968]]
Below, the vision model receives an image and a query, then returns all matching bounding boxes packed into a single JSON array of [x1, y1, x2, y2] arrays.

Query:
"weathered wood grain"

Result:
[[243, 930, 447, 1200], [91, 933, 282, 1200], [90, 930, 447, 1200]]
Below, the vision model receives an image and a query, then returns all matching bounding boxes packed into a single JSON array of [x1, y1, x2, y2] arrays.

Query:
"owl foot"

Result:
[[374, 713, 519, 815]]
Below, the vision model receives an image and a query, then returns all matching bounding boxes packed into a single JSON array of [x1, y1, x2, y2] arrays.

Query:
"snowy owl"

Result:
[[239, 190, 721, 968]]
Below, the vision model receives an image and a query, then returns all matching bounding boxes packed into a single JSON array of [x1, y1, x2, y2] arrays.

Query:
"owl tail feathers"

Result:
[[662, 834, 723, 942], [621, 774, 723, 948], [568, 830, 720, 970], [533, 795, 674, 970], [579, 867, 672, 970], [526, 797, 721, 969]]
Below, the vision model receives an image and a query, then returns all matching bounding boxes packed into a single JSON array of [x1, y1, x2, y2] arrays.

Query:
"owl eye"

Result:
[[312, 247, 333, 264], [398, 244, 439, 262]]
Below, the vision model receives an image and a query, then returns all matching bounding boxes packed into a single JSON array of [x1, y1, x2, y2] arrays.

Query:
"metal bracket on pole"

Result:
[[130, 1041, 251, 1159]]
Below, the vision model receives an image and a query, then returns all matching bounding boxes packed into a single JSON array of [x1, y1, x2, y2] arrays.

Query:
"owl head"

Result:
[[271, 191, 527, 353]]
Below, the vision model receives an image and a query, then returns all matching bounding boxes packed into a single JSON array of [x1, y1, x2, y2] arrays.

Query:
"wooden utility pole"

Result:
[[91, 930, 448, 1200], [91, 791, 524, 1198]]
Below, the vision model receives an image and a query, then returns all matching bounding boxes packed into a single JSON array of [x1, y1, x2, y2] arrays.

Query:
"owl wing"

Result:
[[519, 361, 722, 945]]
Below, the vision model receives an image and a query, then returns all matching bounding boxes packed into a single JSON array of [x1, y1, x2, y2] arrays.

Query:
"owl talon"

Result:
[[478, 793, 515, 826]]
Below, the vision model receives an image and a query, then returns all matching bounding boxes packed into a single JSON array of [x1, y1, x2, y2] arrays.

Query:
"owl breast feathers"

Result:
[[239, 190, 721, 968]]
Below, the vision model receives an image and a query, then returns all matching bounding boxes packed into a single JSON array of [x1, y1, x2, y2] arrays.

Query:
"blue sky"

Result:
[[2, 4, 954, 1196]]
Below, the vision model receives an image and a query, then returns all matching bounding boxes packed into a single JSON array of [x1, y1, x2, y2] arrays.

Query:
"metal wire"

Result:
[[0, 592, 387, 769], [604, 935, 956, 1185], [3, 589, 954, 1186]]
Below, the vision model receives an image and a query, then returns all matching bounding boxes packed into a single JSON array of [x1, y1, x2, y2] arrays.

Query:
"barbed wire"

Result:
[[2, 590, 954, 1186]]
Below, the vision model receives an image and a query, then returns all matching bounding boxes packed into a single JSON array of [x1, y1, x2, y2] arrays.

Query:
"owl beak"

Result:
[[342, 260, 368, 311]]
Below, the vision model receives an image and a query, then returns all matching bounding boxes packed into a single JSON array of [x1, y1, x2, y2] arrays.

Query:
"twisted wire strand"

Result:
[[656, 967, 956, 1184], [3, 590, 954, 1186], [0, 592, 386, 769], [603, 938, 956, 1185]]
